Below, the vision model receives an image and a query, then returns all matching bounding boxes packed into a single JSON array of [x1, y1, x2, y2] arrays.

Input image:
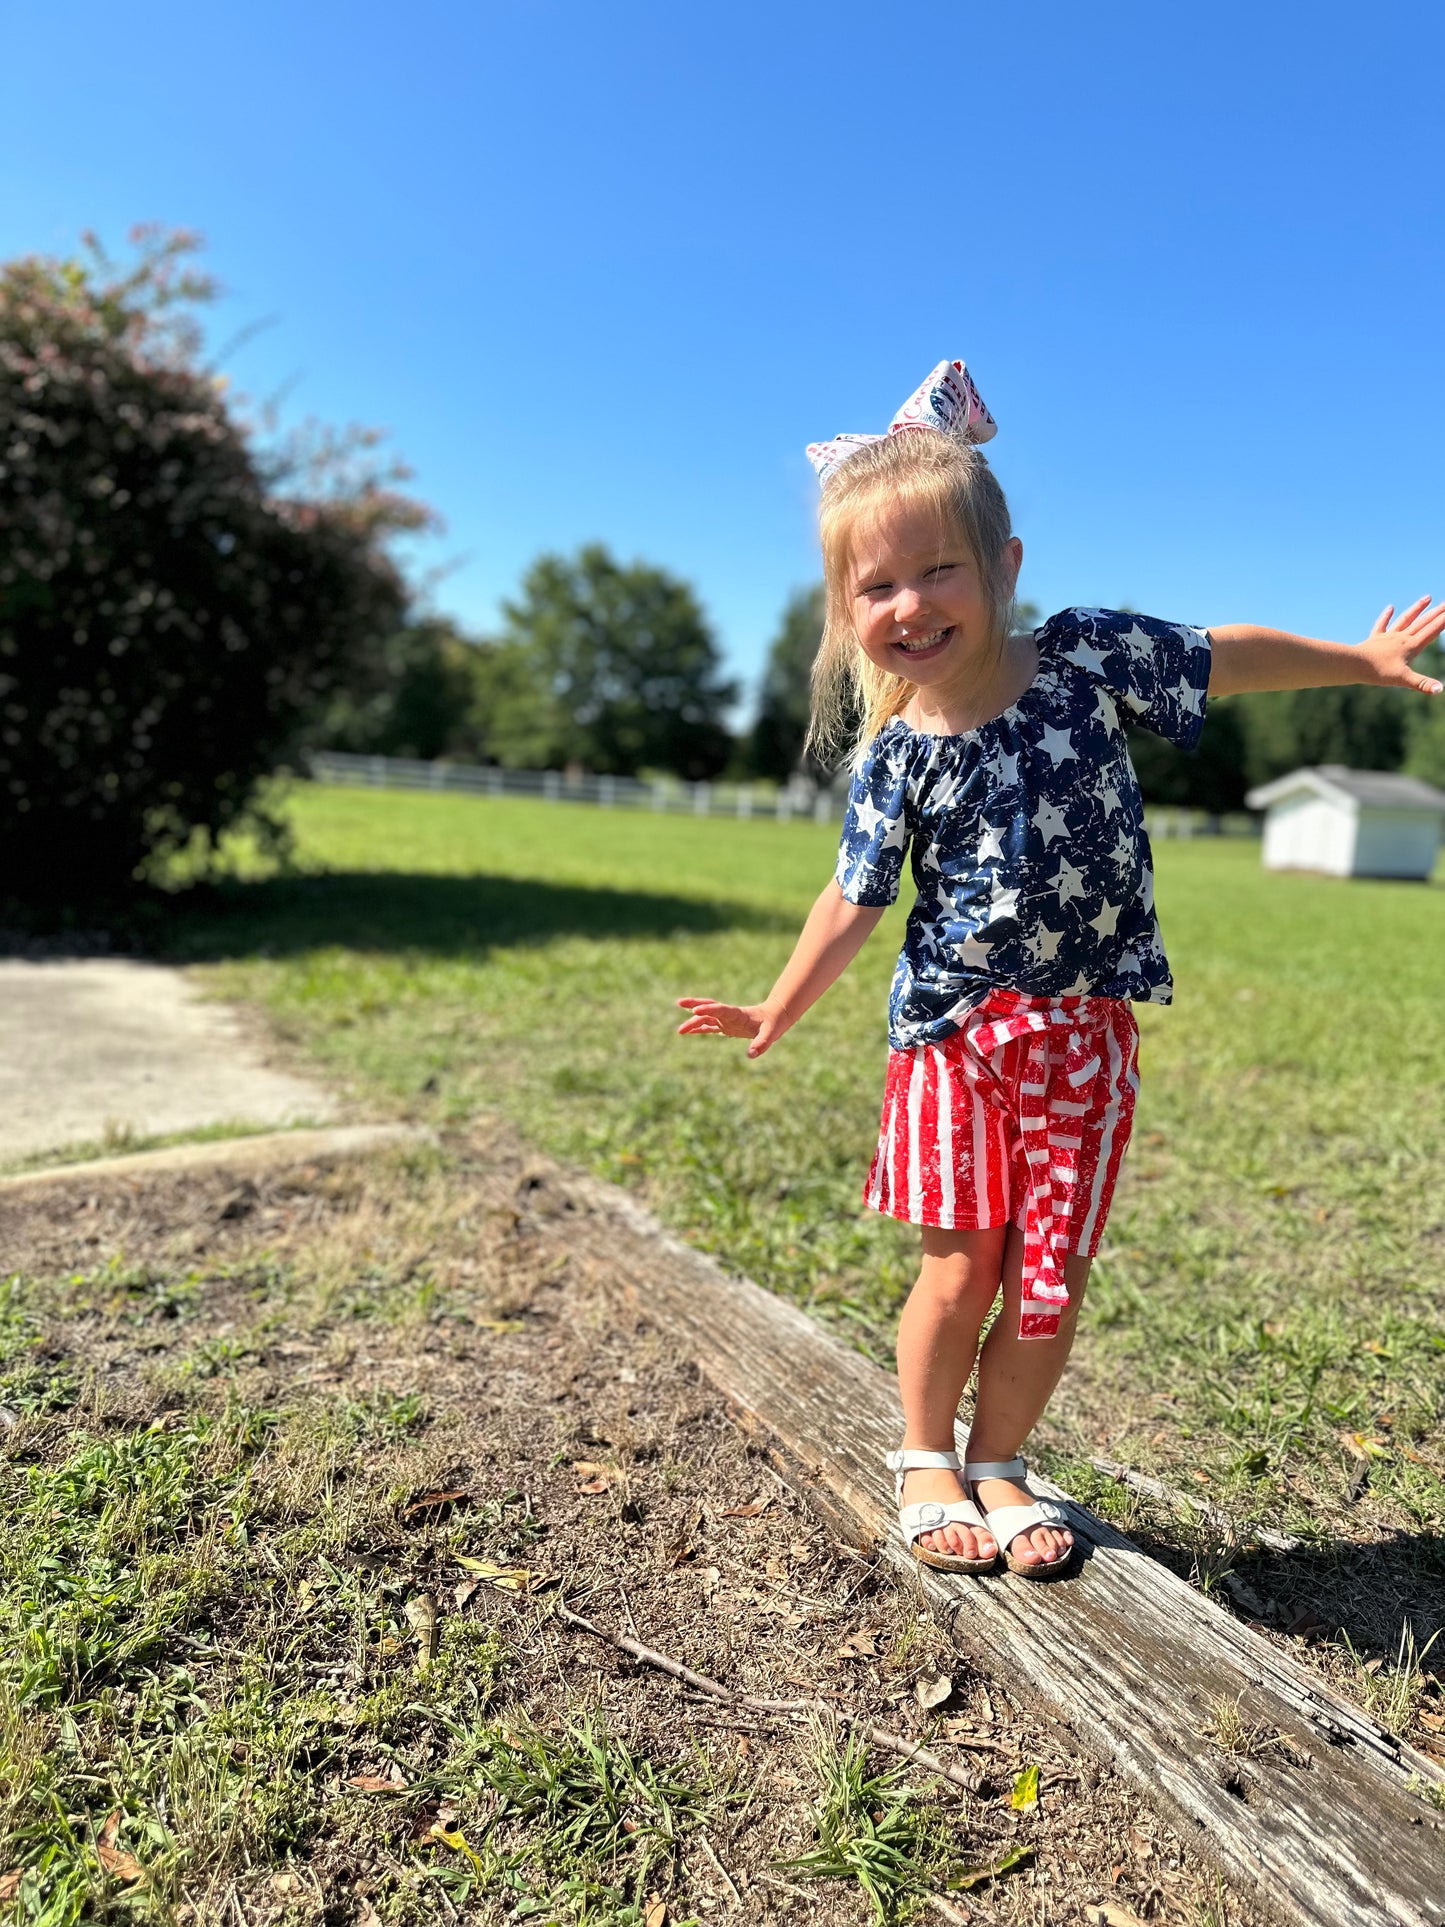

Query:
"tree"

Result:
[[322, 615, 480, 761], [747, 585, 825, 780], [0, 228, 429, 907], [494, 544, 735, 778], [1231, 683, 1412, 790]]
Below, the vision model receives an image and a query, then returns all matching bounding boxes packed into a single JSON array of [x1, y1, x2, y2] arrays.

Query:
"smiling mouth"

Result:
[[894, 626, 952, 658]]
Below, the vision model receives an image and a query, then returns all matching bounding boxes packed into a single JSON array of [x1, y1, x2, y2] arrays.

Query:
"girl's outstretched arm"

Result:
[[1208, 597, 1445, 697], [677, 881, 885, 1059]]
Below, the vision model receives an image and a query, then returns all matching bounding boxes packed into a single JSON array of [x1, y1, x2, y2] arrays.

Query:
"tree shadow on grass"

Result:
[[144, 869, 793, 963]]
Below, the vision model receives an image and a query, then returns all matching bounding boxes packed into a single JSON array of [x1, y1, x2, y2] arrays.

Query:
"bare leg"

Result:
[[895, 1224, 1008, 1560], [967, 1227, 1092, 1568]]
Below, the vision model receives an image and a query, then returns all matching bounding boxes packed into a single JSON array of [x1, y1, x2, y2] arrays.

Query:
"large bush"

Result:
[[0, 229, 427, 907]]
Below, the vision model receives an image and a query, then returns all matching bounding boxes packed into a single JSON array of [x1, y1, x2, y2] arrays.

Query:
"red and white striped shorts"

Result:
[[865, 989, 1140, 1339]]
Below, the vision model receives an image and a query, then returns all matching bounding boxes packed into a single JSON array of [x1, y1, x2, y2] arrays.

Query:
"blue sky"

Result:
[[3, 1, 1442, 719]]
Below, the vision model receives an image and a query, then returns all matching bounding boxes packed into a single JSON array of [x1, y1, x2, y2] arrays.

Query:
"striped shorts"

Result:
[[865, 989, 1140, 1338]]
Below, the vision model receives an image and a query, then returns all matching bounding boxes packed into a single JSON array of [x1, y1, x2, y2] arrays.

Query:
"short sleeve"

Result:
[[835, 726, 912, 905], [1041, 607, 1211, 750]]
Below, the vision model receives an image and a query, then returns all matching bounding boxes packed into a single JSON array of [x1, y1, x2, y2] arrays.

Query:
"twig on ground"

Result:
[[1087, 1457, 1303, 1554], [696, 1831, 742, 1906], [555, 1600, 984, 1795]]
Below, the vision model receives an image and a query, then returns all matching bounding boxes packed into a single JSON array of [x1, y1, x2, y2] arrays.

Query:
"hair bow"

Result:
[[805, 360, 997, 485]]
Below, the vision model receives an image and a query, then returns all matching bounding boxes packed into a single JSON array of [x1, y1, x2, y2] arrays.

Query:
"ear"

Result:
[[1004, 536, 1023, 597]]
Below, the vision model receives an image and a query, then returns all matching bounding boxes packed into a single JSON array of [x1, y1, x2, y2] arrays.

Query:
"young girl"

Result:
[[678, 360, 1445, 1578]]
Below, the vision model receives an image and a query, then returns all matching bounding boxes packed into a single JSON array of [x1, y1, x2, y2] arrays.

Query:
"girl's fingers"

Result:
[[1374, 604, 1396, 633], [1391, 595, 1432, 630]]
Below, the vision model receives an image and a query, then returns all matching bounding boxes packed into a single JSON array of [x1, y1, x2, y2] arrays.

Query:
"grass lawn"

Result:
[[157, 785, 1442, 1650]]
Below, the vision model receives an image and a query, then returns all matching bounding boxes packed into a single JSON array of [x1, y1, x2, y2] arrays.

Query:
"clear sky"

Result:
[[3, 1, 1442, 719]]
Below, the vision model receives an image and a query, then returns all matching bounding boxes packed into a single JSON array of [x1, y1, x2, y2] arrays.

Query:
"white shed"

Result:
[[1244, 765, 1445, 879]]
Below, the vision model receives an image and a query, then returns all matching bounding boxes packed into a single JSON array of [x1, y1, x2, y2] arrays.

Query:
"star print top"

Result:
[[834, 607, 1212, 1051]]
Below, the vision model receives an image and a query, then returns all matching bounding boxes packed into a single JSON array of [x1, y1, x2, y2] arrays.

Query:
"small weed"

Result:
[[1201, 1694, 1285, 1760], [1339, 1622, 1441, 1737], [786, 1721, 942, 1923]]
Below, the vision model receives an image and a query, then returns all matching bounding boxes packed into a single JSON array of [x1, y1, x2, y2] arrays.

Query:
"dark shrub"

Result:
[[0, 230, 427, 909]]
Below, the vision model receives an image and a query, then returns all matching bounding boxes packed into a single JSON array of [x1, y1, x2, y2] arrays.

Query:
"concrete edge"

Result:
[[0, 1123, 439, 1196]]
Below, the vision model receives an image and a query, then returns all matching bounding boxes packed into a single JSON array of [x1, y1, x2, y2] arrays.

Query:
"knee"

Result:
[[914, 1256, 995, 1316]]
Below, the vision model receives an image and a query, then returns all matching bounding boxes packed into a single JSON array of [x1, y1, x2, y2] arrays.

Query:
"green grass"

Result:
[[158, 785, 1443, 1562]]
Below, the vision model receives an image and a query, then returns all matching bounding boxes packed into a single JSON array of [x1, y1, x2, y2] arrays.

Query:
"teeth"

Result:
[[897, 629, 946, 653]]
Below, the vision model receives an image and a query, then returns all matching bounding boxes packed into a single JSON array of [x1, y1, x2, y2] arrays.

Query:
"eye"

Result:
[[924, 564, 958, 580], [856, 581, 891, 597]]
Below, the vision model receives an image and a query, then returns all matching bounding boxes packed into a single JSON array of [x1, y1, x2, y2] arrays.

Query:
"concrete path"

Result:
[[0, 959, 335, 1164]]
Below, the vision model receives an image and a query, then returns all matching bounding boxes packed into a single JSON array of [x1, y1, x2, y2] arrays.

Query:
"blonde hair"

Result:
[[806, 430, 1016, 769]]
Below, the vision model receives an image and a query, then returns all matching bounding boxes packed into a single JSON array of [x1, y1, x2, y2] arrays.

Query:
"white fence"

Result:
[[307, 750, 1260, 838], [308, 751, 846, 821]]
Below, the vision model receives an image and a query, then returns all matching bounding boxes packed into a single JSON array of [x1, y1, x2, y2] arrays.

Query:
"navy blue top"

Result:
[[834, 607, 1212, 1050]]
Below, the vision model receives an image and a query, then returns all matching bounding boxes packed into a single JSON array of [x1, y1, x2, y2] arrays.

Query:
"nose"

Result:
[[893, 586, 929, 630]]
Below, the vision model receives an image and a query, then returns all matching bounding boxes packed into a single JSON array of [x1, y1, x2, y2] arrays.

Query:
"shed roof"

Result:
[[1244, 764, 1445, 814]]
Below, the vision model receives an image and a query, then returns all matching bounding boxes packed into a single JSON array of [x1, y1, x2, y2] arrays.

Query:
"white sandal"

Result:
[[886, 1447, 999, 1574], [963, 1456, 1074, 1579]]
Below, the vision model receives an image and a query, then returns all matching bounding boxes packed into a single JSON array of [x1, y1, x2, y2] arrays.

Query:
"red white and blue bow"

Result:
[[806, 360, 997, 485]]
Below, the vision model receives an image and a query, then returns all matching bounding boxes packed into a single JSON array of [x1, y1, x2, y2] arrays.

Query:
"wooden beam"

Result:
[[561, 1171, 1445, 1927]]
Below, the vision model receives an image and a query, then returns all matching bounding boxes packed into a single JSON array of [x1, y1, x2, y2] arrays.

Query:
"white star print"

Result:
[[1108, 830, 1133, 869], [993, 746, 1021, 789], [1049, 858, 1087, 906], [1122, 622, 1156, 657], [1068, 641, 1111, 678], [1089, 899, 1121, 939], [1037, 724, 1078, 768], [977, 823, 1006, 864], [983, 885, 1020, 927], [1092, 686, 1118, 729], [1031, 924, 1065, 963], [1033, 797, 1070, 846], [1173, 677, 1203, 716], [1096, 776, 1123, 815], [849, 794, 888, 842], [952, 930, 995, 968]]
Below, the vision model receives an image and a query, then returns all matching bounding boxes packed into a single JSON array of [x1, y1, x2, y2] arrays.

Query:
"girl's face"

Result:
[[847, 502, 1021, 686]]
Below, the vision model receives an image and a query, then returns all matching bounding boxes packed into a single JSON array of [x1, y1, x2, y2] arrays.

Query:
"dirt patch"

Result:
[[0, 1126, 1267, 1925]]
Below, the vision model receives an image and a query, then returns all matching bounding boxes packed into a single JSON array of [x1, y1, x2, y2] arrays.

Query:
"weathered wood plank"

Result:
[[560, 1170, 1445, 1927]]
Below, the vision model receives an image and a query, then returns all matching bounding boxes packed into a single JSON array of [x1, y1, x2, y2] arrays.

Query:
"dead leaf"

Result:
[[573, 1459, 623, 1489], [950, 1843, 1033, 1890], [916, 1673, 954, 1712], [722, 1497, 773, 1519], [1417, 1709, 1445, 1732], [836, 1630, 877, 1660], [454, 1578, 481, 1610], [405, 1592, 440, 1671], [453, 1554, 544, 1591], [1009, 1764, 1040, 1813], [346, 1775, 411, 1794], [1083, 1905, 1152, 1927], [402, 1487, 471, 1521], [0, 1871, 23, 1903], [95, 1840, 146, 1886], [644, 1899, 667, 1927]]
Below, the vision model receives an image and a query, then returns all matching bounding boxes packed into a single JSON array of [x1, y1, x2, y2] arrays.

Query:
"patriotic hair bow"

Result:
[[806, 360, 997, 486]]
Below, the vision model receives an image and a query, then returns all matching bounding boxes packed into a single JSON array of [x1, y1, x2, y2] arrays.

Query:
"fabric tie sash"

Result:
[[806, 359, 997, 485], [963, 989, 1123, 1341]]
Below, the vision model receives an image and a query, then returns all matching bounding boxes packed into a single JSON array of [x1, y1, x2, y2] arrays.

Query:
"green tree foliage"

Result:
[[491, 544, 736, 778], [322, 616, 479, 760], [1229, 683, 1412, 790], [0, 228, 429, 907], [747, 585, 825, 779]]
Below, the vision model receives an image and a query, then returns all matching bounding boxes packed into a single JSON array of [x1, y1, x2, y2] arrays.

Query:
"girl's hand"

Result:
[[1358, 597, 1445, 694], [675, 997, 791, 1058]]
